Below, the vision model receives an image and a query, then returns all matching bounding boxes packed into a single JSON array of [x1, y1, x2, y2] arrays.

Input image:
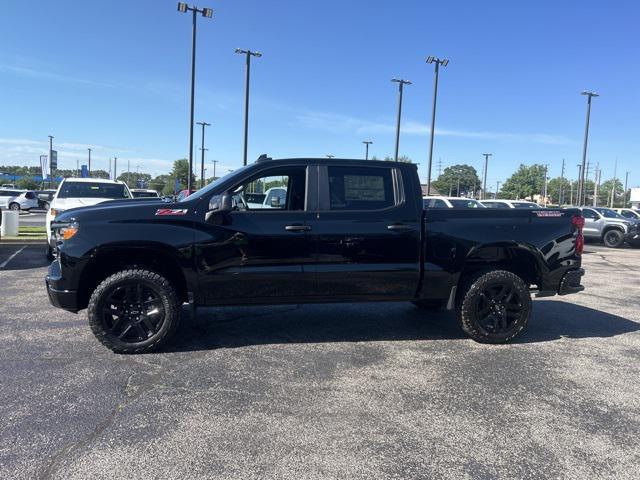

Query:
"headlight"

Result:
[[56, 222, 79, 241]]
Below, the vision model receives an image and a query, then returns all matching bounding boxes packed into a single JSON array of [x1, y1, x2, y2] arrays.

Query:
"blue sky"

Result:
[[1, 0, 638, 189]]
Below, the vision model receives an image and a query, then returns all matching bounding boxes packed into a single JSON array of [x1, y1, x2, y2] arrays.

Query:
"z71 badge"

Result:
[[155, 208, 188, 216]]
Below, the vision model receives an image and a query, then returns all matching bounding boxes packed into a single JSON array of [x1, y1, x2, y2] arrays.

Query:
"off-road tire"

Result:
[[456, 269, 531, 344], [87, 269, 181, 354], [602, 229, 624, 248]]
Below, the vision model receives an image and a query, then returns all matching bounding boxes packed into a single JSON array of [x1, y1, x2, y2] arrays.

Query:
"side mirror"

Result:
[[205, 194, 232, 223]]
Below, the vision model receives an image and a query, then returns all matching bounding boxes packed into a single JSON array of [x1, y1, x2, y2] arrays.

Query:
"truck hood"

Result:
[[53, 198, 184, 223]]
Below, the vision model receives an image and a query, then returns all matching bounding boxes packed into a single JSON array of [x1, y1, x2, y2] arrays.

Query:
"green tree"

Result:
[[547, 177, 571, 205], [431, 164, 480, 197], [171, 159, 195, 190], [597, 179, 624, 207], [501, 164, 546, 200], [16, 176, 40, 190], [117, 172, 152, 188], [383, 155, 413, 163]]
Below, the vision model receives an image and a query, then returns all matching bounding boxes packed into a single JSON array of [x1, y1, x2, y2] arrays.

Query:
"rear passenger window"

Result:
[[328, 166, 396, 211]]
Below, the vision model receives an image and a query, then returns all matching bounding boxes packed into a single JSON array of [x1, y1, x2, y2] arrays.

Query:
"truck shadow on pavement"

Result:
[[164, 300, 639, 352]]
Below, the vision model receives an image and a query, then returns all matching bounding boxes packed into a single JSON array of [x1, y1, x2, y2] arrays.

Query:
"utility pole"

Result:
[[593, 165, 600, 207], [87, 148, 92, 175], [496, 181, 501, 199], [482, 153, 492, 200], [584, 159, 591, 204], [109, 158, 112, 179], [425, 56, 449, 195], [578, 91, 599, 206], [76, 159, 79, 177], [576, 164, 582, 206], [196, 121, 211, 189], [624, 171, 630, 208], [236, 48, 262, 166], [362, 141, 373, 160], [114, 157, 118, 180], [437, 157, 443, 177], [177, 3, 213, 192], [211, 159, 218, 179], [559, 158, 566, 205], [48, 135, 54, 188], [570, 180, 574, 205], [543, 164, 549, 205], [391, 78, 411, 162], [610, 158, 618, 208]]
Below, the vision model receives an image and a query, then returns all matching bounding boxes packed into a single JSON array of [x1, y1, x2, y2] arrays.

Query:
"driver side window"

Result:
[[582, 209, 599, 220], [231, 167, 306, 212]]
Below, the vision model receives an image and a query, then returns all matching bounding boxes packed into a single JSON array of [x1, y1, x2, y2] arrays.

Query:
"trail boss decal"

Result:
[[155, 208, 188, 216], [534, 210, 564, 217]]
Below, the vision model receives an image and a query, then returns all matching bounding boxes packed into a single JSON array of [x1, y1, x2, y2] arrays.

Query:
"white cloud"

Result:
[[295, 111, 574, 145]]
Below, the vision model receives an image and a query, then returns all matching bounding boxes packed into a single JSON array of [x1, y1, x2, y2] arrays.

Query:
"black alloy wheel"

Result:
[[88, 269, 180, 354], [100, 283, 165, 343], [603, 229, 624, 248], [456, 270, 531, 343]]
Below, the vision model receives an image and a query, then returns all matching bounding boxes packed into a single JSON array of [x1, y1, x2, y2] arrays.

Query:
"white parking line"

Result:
[[0, 246, 26, 269]]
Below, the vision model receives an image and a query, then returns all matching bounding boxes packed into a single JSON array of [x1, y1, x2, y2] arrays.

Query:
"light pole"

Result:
[[543, 164, 549, 205], [362, 141, 373, 160], [610, 158, 618, 208], [577, 91, 599, 206], [87, 148, 92, 176], [177, 2, 213, 192], [48, 135, 54, 188], [114, 157, 118, 179], [496, 181, 501, 199], [391, 78, 411, 162], [235, 48, 262, 166], [211, 159, 218, 179], [559, 158, 566, 205], [624, 171, 630, 208], [482, 153, 492, 200], [196, 121, 211, 188], [425, 56, 449, 195]]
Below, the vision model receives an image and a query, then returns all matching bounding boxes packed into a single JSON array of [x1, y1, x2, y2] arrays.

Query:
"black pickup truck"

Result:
[[46, 157, 585, 353]]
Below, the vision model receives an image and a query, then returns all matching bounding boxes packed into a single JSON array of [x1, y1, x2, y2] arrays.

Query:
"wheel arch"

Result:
[[76, 244, 190, 310], [458, 243, 545, 289]]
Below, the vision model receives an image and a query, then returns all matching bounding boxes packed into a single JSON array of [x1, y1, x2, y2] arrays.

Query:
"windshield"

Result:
[[179, 165, 250, 202], [132, 191, 159, 198], [57, 182, 131, 199], [448, 199, 484, 208], [512, 202, 539, 209], [595, 208, 624, 219]]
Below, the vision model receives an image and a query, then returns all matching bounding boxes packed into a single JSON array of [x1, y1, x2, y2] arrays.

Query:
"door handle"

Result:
[[387, 224, 414, 232], [285, 224, 311, 232]]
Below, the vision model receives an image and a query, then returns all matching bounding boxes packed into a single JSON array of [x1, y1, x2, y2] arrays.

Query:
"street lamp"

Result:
[[425, 56, 449, 195], [362, 141, 373, 160], [177, 2, 214, 192], [577, 91, 599, 206], [196, 121, 211, 188], [235, 48, 262, 166], [482, 153, 492, 200], [87, 148, 92, 175], [391, 78, 412, 162]]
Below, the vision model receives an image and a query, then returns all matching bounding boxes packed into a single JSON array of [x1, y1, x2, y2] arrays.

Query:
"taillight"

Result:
[[572, 215, 585, 254]]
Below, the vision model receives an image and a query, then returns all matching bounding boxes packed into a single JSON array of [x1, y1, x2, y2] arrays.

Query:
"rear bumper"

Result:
[[558, 268, 585, 295], [45, 260, 79, 313]]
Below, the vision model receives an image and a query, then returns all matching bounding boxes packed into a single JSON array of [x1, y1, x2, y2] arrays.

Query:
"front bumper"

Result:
[[624, 230, 640, 245], [558, 268, 585, 295], [45, 260, 79, 313]]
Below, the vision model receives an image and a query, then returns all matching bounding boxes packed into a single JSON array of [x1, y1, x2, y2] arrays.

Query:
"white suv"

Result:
[[423, 196, 485, 209], [46, 178, 132, 259], [480, 199, 541, 209], [0, 189, 39, 211]]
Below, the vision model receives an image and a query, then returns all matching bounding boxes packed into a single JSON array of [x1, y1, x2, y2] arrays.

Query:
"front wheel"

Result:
[[456, 270, 531, 344], [9, 202, 20, 211], [87, 269, 181, 354], [602, 229, 624, 248]]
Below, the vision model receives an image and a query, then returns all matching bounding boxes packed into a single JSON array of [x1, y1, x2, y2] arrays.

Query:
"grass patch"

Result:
[[19, 226, 46, 234]]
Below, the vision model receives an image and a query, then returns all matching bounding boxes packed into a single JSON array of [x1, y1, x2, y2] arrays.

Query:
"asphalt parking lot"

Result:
[[1, 243, 639, 479]]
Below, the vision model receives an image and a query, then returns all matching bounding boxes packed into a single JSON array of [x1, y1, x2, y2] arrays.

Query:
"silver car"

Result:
[[0, 189, 39, 211], [580, 207, 640, 248]]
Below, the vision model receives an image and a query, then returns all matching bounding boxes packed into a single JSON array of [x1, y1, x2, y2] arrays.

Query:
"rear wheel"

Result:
[[87, 269, 181, 354], [602, 229, 624, 248], [456, 270, 531, 343]]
